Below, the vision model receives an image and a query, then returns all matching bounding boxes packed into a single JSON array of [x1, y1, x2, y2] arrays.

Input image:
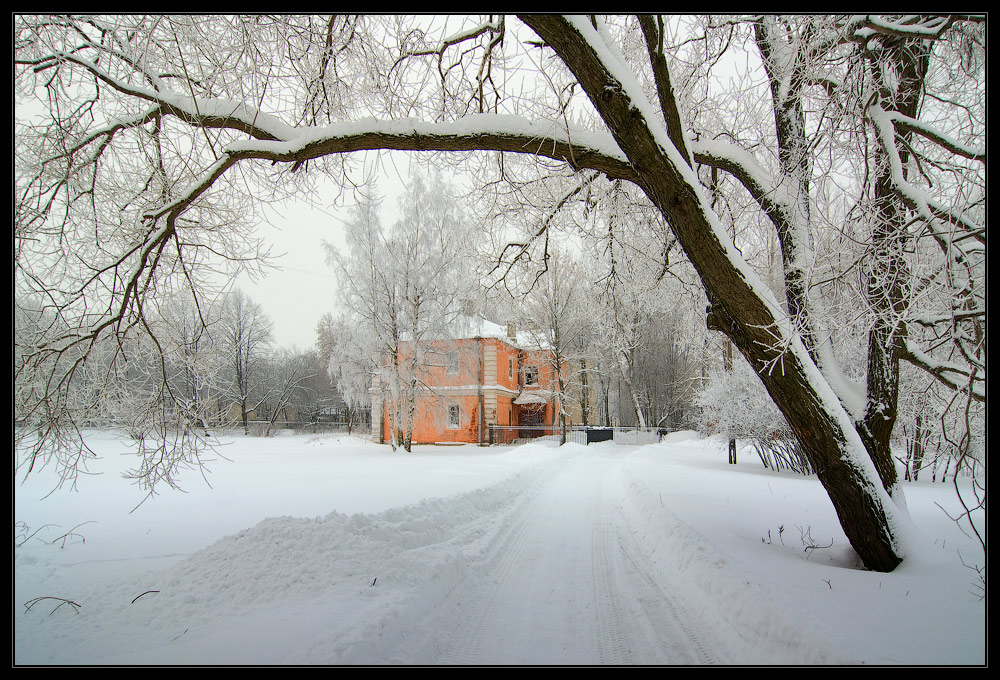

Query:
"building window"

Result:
[[446, 350, 459, 376], [508, 357, 514, 381], [523, 365, 539, 386], [447, 404, 461, 429]]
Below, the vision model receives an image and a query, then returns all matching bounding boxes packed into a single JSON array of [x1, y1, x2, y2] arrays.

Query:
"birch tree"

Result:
[[518, 249, 592, 444], [14, 14, 984, 571], [326, 173, 469, 451], [323, 194, 390, 438]]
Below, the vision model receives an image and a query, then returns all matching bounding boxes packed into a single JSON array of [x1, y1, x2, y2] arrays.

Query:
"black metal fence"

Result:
[[487, 425, 669, 446], [224, 421, 360, 437]]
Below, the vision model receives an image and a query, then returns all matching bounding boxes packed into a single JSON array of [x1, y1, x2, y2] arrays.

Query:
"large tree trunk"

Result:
[[857, 36, 931, 498], [522, 15, 904, 571], [707, 300, 901, 571]]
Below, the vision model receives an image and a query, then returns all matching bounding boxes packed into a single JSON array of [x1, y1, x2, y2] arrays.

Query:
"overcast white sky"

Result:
[[235, 202, 340, 351], [236, 151, 414, 351]]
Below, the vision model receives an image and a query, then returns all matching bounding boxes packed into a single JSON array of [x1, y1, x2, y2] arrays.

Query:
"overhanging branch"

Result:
[[899, 340, 985, 402]]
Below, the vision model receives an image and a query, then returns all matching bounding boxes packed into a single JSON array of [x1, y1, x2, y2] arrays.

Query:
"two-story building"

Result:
[[372, 316, 587, 445]]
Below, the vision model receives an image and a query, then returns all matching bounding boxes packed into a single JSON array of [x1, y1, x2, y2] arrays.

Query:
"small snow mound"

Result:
[[658, 429, 701, 444]]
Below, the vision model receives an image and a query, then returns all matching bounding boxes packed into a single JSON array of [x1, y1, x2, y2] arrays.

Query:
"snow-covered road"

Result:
[[400, 446, 716, 664]]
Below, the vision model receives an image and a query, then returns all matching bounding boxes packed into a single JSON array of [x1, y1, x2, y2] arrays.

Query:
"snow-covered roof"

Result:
[[446, 314, 552, 350], [513, 391, 550, 405]]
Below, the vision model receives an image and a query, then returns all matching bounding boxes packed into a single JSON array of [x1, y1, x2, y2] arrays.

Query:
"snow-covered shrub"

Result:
[[697, 357, 812, 475]]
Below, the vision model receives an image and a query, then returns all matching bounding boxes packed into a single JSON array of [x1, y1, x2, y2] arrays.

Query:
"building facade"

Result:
[[372, 318, 590, 445]]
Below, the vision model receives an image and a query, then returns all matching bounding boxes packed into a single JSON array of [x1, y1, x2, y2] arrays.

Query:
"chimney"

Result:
[[506, 321, 517, 341]]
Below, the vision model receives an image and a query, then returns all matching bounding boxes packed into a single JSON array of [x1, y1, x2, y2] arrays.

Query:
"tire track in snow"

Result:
[[393, 446, 725, 665], [591, 460, 719, 665], [432, 474, 542, 664], [429, 447, 605, 664], [590, 487, 636, 664], [610, 511, 719, 664]]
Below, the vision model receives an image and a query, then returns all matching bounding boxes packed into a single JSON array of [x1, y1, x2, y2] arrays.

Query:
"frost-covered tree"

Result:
[[517, 249, 592, 444], [575, 179, 704, 431], [256, 347, 315, 436], [219, 290, 273, 434], [316, 311, 371, 431], [632, 308, 705, 431], [591, 188, 669, 429], [14, 15, 984, 571], [699, 356, 814, 475], [292, 339, 350, 428], [325, 173, 470, 451], [322, 191, 389, 428], [159, 295, 228, 433]]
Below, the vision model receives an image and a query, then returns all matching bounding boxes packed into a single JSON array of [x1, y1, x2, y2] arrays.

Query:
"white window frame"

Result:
[[446, 350, 459, 376], [523, 365, 539, 387], [447, 403, 461, 429]]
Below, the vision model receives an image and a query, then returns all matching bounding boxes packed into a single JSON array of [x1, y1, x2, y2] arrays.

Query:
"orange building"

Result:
[[372, 318, 581, 445]]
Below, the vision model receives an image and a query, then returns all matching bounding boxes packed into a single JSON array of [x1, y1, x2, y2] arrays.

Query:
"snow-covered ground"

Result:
[[14, 430, 985, 666]]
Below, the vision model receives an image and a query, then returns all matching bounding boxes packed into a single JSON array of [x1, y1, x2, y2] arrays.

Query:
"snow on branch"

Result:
[[910, 310, 985, 328], [868, 102, 983, 248], [690, 138, 786, 220], [900, 340, 985, 403], [401, 18, 504, 61], [221, 114, 631, 175], [850, 15, 958, 41], [884, 110, 985, 163]]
